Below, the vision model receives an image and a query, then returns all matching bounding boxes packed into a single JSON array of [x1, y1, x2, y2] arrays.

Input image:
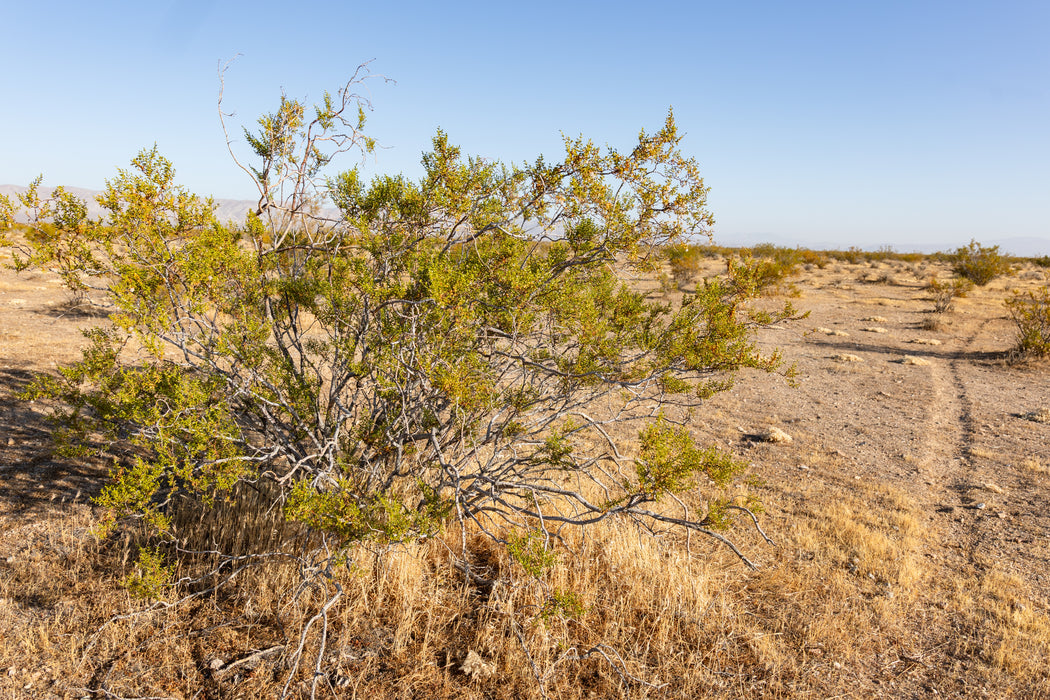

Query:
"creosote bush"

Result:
[[1, 67, 801, 690], [927, 275, 973, 314], [952, 239, 1012, 286], [1006, 286, 1050, 356], [666, 242, 705, 288]]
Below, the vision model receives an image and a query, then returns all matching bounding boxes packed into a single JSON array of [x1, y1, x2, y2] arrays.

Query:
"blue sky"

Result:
[[2, 1, 1047, 252]]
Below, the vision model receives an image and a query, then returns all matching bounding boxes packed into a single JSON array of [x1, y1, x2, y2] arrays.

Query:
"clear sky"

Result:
[[2, 1, 1048, 252]]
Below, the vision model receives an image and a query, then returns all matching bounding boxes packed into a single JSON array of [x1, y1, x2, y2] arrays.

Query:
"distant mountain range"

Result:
[[714, 230, 1050, 258], [0, 184, 261, 225], [4, 184, 1048, 257]]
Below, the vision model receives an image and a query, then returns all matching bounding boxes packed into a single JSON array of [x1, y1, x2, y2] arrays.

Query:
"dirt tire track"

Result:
[[919, 326, 986, 569]]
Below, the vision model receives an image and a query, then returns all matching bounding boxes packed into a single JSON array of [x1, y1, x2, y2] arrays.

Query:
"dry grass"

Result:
[[8, 468, 1045, 699], [1021, 459, 1049, 476], [947, 565, 1050, 689]]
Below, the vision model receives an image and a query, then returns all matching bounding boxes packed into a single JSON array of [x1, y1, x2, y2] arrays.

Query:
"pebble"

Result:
[[761, 427, 793, 444], [209, 658, 225, 671], [974, 502, 987, 510]]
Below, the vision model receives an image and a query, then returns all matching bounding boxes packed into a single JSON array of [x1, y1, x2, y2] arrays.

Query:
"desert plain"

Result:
[[1, 248, 1048, 699]]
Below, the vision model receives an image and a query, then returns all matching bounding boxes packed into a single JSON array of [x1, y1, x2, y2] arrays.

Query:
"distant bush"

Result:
[[796, 248, 829, 268], [666, 242, 705, 287], [826, 247, 865, 264], [1032, 255, 1050, 269], [1006, 286, 1050, 356], [927, 276, 972, 313], [952, 240, 1012, 286], [738, 245, 803, 289]]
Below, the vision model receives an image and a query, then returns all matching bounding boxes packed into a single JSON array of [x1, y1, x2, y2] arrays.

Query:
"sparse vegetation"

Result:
[[928, 275, 973, 313]]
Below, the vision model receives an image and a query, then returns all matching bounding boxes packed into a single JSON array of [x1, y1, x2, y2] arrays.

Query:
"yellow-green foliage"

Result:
[[4, 84, 799, 580], [952, 239, 1012, 286], [1006, 286, 1050, 356], [666, 242, 706, 287], [122, 547, 173, 600], [928, 275, 973, 313]]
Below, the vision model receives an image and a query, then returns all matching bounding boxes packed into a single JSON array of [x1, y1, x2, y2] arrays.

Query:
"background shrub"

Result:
[[927, 276, 973, 313], [952, 239, 1012, 286], [1006, 286, 1050, 356], [666, 242, 705, 288]]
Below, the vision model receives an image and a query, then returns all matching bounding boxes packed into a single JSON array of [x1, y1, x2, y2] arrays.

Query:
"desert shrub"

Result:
[[3, 71, 802, 618], [927, 276, 973, 313], [666, 242, 705, 287], [952, 239, 1012, 286], [827, 246, 865, 265], [796, 247, 829, 268], [1032, 255, 1050, 269], [735, 244, 803, 291], [1006, 286, 1050, 356]]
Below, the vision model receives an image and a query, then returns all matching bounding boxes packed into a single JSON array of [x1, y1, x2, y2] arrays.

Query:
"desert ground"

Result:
[[1, 249, 1048, 699]]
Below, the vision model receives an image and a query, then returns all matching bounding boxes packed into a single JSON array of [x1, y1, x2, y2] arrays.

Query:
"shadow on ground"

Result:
[[0, 363, 108, 516]]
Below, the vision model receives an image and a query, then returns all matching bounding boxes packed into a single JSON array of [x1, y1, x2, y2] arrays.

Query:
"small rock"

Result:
[[806, 647, 824, 658], [833, 661, 842, 669], [797, 464, 809, 470], [6, 438, 13, 446], [861, 326, 888, 333], [982, 482, 1004, 494], [974, 502, 987, 510], [997, 512, 1007, 519], [862, 316, 888, 323], [832, 353, 863, 363], [460, 650, 495, 680], [760, 427, 793, 444], [1021, 408, 1050, 424], [6, 666, 16, 677], [900, 355, 931, 366], [209, 658, 225, 671]]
